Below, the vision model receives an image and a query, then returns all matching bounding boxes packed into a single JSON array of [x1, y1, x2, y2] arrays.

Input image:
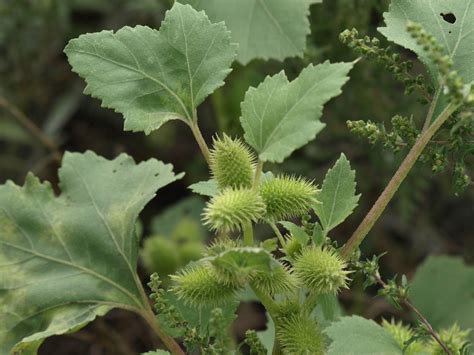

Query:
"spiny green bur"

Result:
[[210, 134, 255, 189], [202, 188, 266, 231], [260, 175, 319, 220], [382, 319, 426, 355], [293, 247, 349, 294], [276, 314, 326, 354], [171, 262, 240, 307], [250, 262, 296, 296], [428, 324, 471, 355]]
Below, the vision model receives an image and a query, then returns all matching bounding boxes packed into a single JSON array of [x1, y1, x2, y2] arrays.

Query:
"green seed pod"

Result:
[[382, 319, 425, 355], [202, 188, 266, 232], [277, 314, 326, 355], [293, 247, 349, 294], [171, 262, 240, 307], [250, 262, 296, 296], [141, 236, 180, 277], [427, 324, 470, 355], [260, 175, 319, 221], [210, 134, 255, 189]]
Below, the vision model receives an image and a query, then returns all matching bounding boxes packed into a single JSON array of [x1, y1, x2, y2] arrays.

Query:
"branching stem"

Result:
[[0, 96, 62, 161], [341, 103, 458, 258], [374, 275, 451, 355]]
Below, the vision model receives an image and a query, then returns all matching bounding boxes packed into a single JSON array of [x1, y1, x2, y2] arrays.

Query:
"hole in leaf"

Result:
[[440, 12, 456, 24]]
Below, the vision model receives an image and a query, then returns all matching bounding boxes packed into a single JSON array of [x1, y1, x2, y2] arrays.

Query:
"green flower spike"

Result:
[[294, 247, 350, 294], [171, 262, 240, 307], [277, 314, 326, 355], [202, 188, 266, 232], [210, 134, 256, 189], [260, 175, 319, 221]]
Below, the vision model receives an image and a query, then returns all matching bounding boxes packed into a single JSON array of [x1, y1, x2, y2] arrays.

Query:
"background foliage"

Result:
[[0, 0, 472, 353]]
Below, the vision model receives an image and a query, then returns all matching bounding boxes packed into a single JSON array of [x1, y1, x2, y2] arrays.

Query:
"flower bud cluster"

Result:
[[244, 330, 267, 355], [406, 21, 465, 105], [339, 28, 432, 100]]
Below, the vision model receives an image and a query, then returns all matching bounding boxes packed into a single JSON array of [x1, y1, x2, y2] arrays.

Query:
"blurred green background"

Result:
[[1, 0, 472, 353]]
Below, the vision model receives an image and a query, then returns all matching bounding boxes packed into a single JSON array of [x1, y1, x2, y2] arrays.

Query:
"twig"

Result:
[[0, 96, 62, 161], [374, 275, 452, 355]]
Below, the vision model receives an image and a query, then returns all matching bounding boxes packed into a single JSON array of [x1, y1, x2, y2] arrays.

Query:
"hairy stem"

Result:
[[341, 103, 457, 258], [243, 222, 254, 246], [253, 160, 264, 189], [0, 96, 62, 161], [375, 276, 451, 355], [190, 118, 211, 165]]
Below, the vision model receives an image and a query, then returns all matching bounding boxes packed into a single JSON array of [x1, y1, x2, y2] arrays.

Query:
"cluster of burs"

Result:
[[156, 134, 351, 354]]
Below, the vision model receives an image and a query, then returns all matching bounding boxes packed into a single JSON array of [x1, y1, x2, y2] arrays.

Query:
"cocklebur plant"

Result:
[[1, 1, 473, 355]]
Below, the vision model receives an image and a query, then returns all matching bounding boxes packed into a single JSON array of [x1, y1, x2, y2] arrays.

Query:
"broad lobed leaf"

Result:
[[240, 61, 354, 163], [182, 0, 317, 64], [379, 0, 474, 85], [410, 255, 474, 344], [325, 316, 403, 355], [0, 151, 183, 354], [65, 3, 237, 134], [314, 153, 360, 234]]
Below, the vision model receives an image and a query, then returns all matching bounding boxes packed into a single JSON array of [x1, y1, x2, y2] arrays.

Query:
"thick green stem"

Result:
[[190, 119, 211, 165], [253, 160, 264, 190], [341, 103, 457, 258], [243, 222, 254, 246], [269, 222, 286, 246], [140, 309, 185, 355]]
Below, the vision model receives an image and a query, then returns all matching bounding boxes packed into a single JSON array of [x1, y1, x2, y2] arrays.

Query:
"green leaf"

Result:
[[65, 3, 237, 134], [257, 315, 275, 355], [280, 221, 309, 245], [240, 62, 353, 163], [410, 255, 474, 344], [211, 247, 275, 276], [142, 351, 170, 355], [325, 316, 403, 355], [313, 153, 360, 234], [188, 179, 219, 197], [0, 151, 183, 354], [379, 0, 474, 85], [181, 0, 317, 64]]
